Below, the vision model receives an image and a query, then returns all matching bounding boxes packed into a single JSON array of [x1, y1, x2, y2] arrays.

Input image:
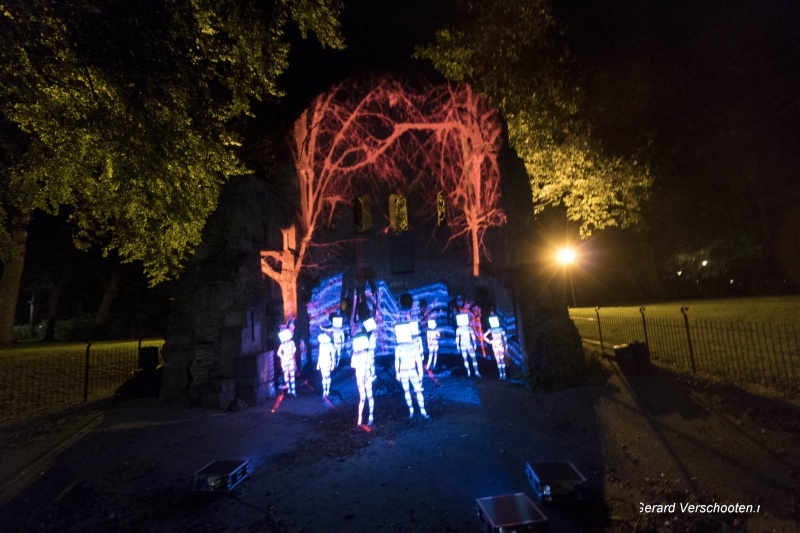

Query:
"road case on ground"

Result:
[[192, 459, 249, 493], [475, 492, 549, 532], [525, 461, 588, 502]]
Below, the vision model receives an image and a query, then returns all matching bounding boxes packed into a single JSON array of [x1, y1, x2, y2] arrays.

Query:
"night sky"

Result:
[[275, 0, 800, 301], [19, 0, 800, 319]]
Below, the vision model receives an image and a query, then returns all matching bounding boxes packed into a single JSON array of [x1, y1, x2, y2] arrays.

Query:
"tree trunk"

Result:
[[28, 290, 37, 331], [43, 283, 62, 341], [471, 226, 480, 276], [0, 213, 31, 344], [96, 269, 119, 327], [281, 273, 298, 323]]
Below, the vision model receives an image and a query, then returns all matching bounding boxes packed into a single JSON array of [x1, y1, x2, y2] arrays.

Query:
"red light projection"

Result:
[[261, 76, 506, 320], [424, 83, 506, 276], [271, 391, 285, 413], [261, 77, 436, 321]]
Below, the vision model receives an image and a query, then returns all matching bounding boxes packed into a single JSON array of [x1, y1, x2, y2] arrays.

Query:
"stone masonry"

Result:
[[160, 175, 289, 409]]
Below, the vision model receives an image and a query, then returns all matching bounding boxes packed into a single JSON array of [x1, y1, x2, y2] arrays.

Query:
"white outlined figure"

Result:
[[487, 316, 508, 380], [394, 322, 428, 418], [351, 333, 374, 426], [455, 313, 481, 377], [363, 317, 378, 381], [330, 316, 346, 367], [317, 333, 335, 398], [277, 328, 297, 396], [425, 319, 440, 370]]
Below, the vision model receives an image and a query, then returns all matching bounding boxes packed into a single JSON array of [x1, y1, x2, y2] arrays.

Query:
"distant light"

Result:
[[730, 279, 734, 284], [677, 271, 682, 276], [701, 260, 708, 266], [556, 247, 576, 265]]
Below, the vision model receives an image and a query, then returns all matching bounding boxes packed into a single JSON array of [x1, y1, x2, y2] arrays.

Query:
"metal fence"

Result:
[[571, 307, 800, 391], [0, 339, 164, 426]]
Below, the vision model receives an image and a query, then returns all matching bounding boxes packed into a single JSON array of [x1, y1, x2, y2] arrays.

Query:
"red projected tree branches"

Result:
[[426, 83, 505, 275], [261, 76, 505, 319], [261, 78, 440, 321]]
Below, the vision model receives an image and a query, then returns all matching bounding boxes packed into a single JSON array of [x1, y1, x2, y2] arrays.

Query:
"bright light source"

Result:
[[701, 260, 708, 266], [556, 247, 576, 265], [677, 271, 683, 276]]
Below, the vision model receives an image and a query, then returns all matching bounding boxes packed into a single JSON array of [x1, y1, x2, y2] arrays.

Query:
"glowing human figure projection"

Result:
[[351, 333, 374, 426], [362, 317, 378, 380], [455, 313, 481, 377], [486, 316, 508, 380], [277, 329, 297, 396], [425, 319, 441, 370], [317, 333, 335, 398], [394, 322, 429, 418], [330, 316, 346, 367]]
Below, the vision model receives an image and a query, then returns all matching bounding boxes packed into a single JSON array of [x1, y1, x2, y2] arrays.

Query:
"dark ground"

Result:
[[1, 354, 799, 532]]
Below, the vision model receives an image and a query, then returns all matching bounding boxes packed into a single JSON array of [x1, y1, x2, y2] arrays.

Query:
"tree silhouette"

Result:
[[0, 0, 344, 343], [426, 83, 505, 275]]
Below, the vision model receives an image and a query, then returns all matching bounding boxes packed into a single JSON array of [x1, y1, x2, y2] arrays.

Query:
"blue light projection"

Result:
[[307, 273, 523, 369]]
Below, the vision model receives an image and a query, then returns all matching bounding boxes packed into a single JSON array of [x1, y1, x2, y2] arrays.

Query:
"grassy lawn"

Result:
[[0, 339, 164, 425], [569, 296, 800, 391], [569, 295, 800, 323]]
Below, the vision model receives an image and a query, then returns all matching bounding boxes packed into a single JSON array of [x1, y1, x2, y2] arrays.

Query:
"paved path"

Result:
[[1, 360, 799, 531]]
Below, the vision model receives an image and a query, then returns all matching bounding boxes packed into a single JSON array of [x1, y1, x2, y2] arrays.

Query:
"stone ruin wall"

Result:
[[161, 175, 288, 409]]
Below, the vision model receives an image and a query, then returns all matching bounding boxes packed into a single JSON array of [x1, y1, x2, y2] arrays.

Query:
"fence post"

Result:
[[680, 307, 696, 374], [84, 341, 92, 402], [595, 306, 604, 353], [639, 306, 649, 347]]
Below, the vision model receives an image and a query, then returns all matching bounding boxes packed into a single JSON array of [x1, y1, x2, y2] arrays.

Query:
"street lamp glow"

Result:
[[556, 247, 576, 265]]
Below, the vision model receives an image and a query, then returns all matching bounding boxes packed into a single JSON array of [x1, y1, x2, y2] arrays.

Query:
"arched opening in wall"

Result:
[[354, 194, 373, 232], [389, 194, 409, 232], [436, 191, 447, 226]]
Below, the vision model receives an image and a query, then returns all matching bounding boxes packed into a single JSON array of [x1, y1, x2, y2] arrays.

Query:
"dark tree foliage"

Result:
[[0, 0, 344, 342]]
